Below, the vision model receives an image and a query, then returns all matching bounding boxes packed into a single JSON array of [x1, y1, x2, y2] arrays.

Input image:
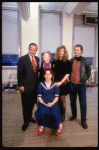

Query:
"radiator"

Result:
[[86, 70, 98, 86]]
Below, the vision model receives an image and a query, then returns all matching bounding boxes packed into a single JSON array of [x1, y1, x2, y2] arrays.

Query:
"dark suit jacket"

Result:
[[17, 54, 39, 93]]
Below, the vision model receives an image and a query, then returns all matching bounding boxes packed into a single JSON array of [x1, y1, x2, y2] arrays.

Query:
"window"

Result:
[[73, 26, 96, 68], [40, 12, 62, 62], [2, 4, 20, 67]]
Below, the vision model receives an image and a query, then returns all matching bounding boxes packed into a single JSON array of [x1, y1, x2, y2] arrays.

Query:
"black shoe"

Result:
[[69, 116, 77, 121], [61, 116, 65, 122], [82, 122, 88, 129], [22, 122, 28, 131], [30, 117, 36, 123]]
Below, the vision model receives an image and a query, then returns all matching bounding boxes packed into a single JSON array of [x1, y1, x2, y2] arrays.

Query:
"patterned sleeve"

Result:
[[37, 83, 42, 97], [54, 86, 60, 97]]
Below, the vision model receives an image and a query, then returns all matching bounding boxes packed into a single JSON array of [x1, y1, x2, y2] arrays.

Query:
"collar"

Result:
[[28, 53, 35, 59], [28, 53, 37, 66], [40, 81, 55, 90], [75, 56, 82, 61]]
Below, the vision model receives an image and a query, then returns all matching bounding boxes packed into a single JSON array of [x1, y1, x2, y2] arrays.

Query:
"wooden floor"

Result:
[[2, 86, 98, 147]]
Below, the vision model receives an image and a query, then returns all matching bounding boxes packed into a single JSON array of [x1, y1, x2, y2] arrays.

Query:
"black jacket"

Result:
[[17, 54, 39, 93], [70, 56, 91, 84]]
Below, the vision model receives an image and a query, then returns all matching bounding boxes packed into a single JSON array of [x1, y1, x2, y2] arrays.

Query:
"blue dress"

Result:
[[35, 81, 62, 130]]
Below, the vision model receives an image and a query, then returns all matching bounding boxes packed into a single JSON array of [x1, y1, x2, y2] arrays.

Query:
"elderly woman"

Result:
[[52, 45, 72, 122], [38, 51, 53, 82], [35, 69, 62, 136]]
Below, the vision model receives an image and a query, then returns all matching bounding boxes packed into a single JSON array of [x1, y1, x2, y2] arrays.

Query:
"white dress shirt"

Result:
[[28, 53, 37, 66]]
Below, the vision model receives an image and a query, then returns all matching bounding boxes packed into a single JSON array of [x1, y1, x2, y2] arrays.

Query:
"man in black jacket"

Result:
[[69, 44, 91, 129], [17, 43, 39, 131]]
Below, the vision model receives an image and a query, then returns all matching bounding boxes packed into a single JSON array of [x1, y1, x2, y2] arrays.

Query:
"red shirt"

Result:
[[70, 59, 81, 84]]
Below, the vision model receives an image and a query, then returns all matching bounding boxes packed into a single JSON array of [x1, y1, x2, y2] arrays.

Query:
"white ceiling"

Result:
[[39, 2, 66, 11], [39, 2, 98, 15], [2, 2, 98, 15], [2, 2, 98, 21], [82, 2, 98, 14], [2, 2, 18, 9]]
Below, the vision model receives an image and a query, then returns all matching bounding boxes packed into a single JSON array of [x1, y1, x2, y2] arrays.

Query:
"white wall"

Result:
[[21, 2, 40, 57], [62, 12, 73, 59]]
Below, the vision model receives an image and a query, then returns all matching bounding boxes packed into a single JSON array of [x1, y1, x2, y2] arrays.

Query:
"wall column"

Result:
[[62, 12, 73, 59], [21, 2, 40, 57]]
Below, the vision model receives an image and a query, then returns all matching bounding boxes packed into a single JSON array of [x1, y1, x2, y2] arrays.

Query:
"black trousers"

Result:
[[21, 90, 37, 123], [69, 82, 87, 123]]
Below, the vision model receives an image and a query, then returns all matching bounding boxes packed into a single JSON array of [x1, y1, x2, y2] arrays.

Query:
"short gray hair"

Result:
[[43, 51, 52, 58]]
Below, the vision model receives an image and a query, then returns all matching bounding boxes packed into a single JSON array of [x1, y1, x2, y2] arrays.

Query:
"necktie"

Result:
[[32, 56, 36, 72]]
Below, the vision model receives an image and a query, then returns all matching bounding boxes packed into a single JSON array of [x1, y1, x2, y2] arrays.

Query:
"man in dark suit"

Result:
[[17, 43, 40, 131]]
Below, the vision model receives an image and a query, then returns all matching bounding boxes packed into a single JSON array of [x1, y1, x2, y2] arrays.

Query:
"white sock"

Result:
[[59, 123, 62, 129], [57, 123, 62, 132], [39, 126, 44, 132]]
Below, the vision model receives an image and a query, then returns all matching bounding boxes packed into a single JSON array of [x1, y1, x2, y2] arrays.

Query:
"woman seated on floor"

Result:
[[35, 69, 62, 136]]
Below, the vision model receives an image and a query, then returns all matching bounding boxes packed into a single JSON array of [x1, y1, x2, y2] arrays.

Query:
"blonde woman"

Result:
[[52, 45, 72, 122]]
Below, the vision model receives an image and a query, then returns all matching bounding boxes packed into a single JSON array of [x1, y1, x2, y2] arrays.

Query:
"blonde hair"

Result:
[[55, 45, 68, 62]]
